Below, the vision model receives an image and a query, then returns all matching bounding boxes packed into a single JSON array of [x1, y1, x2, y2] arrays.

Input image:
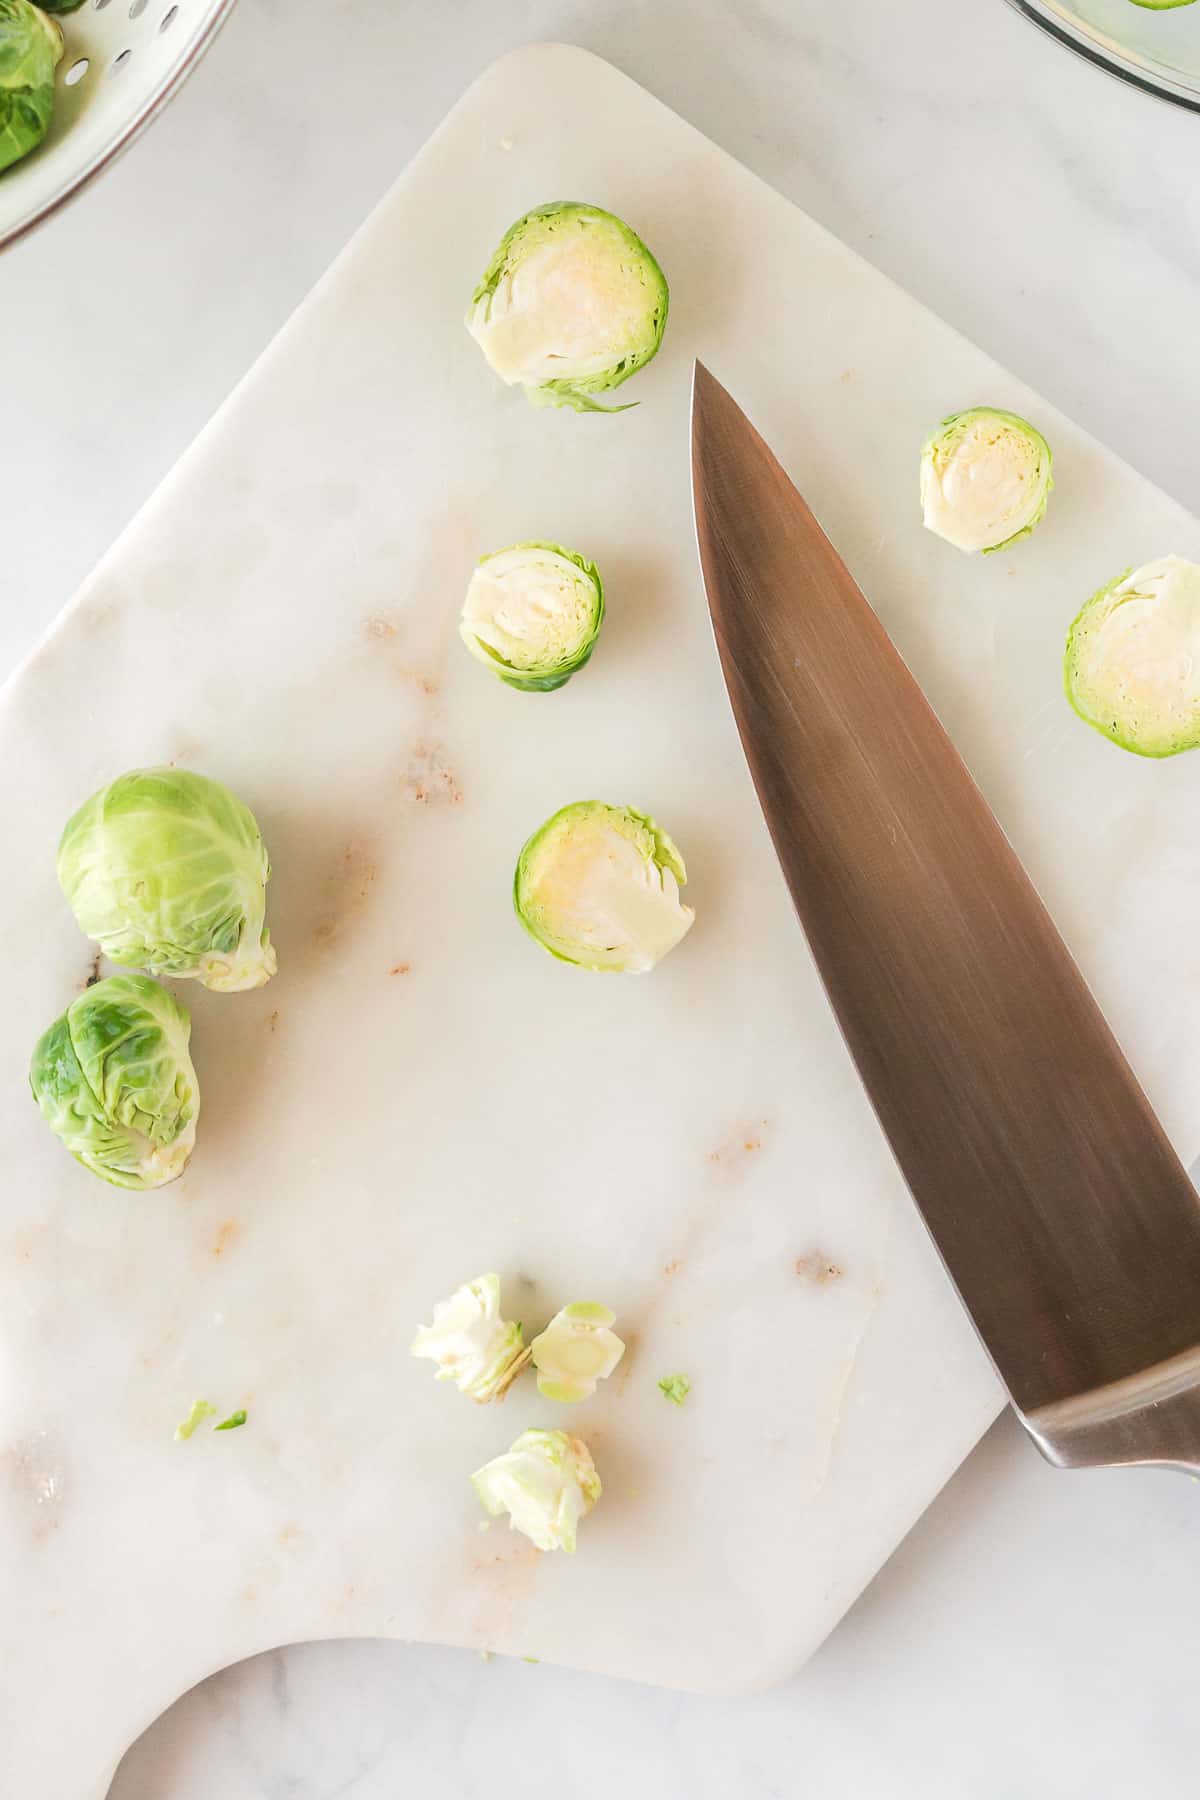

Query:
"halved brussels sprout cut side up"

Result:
[[29, 974, 199, 1189], [530, 1303, 625, 1403], [461, 542, 605, 691], [514, 800, 694, 973], [920, 407, 1053, 555], [411, 1273, 531, 1402], [57, 767, 277, 993], [1064, 555, 1200, 758], [472, 1428, 602, 1553], [0, 0, 63, 175], [467, 201, 669, 413]]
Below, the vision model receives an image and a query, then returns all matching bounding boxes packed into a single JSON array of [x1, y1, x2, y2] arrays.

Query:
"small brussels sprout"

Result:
[[34, 0, 85, 11], [514, 801, 694, 973], [460, 542, 605, 692], [0, 0, 63, 175], [471, 1428, 601, 1553], [411, 1273, 531, 1402], [467, 201, 669, 413], [30, 974, 199, 1190], [57, 768, 277, 993], [920, 407, 1053, 555], [530, 1303, 625, 1403], [1065, 555, 1200, 758]]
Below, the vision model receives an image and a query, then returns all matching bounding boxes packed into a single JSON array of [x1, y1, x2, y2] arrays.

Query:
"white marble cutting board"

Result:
[[6, 42, 1200, 1797]]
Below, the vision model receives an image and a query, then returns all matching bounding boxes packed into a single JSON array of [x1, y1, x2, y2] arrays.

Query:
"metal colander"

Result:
[[1, 0, 237, 250]]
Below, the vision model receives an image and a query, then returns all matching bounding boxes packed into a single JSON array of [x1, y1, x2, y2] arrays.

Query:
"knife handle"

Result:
[[1021, 1349, 1200, 1476]]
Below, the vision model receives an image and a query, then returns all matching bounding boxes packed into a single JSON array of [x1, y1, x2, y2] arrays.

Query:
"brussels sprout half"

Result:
[[0, 0, 62, 174], [30, 974, 199, 1190], [514, 801, 694, 974], [471, 1428, 601, 1553], [467, 202, 669, 413], [530, 1303, 625, 1403], [1065, 555, 1200, 758], [460, 542, 605, 692], [57, 768, 277, 993], [920, 407, 1053, 555], [411, 1273, 531, 1402]]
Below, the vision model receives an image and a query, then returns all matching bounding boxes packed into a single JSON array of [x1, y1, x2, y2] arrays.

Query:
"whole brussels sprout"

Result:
[[57, 768, 277, 993], [30, 974, 199, 1189]]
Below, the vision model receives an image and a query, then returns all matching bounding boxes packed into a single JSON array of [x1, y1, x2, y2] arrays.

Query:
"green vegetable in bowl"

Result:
[[467, 201, 669, 413], [411, 1273, 531, 1402], [0, 0, 63, 175], [461, 542, 605, 692], [472, 1428, 601, 1552], [920, 407, 1053, 555], [1065, 555, 1200, 758], [530, 1303, 625, 1403], [514, 801, 694, 973], [1127, 0, 1195, 9], [57, 768, 277, 993], [30, 974, 199, 1189], [34, 1, 85, 13]]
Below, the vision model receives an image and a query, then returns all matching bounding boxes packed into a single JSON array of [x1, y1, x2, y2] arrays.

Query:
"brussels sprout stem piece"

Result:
[[411, 1274, 531, 1402], [175, 1400, 216, 1441], [461, 542, 605, 692], [467, 202, 669, 413], [920, 407, 1053, 555], [30, 974, 200, 1190], [57, 768, 277, 993], [658, 1373, 691, 1407], [514, 801, 694, 973], [530, 1303, 625, 1402], [1064, 554, 1200, 758], [472, 1428, 602, 1553]]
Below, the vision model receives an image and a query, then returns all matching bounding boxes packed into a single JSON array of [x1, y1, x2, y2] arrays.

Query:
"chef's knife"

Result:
[[691, 361, 1200, 1475]]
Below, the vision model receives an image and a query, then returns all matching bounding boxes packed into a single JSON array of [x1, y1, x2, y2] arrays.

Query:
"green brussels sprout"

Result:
[[467, 201, 669, 413], [514, 801, 694, 973], [57, 768, 277, 993], [34, 0, 85, 12], [0, 0, 63, 175], [460, 542, 605, 692], [920, 407, 1053, 555], [411, 1273, 531, 1402], [530, 1303, 625, 1403], [1127, 0, 1195, 9], [30, 974, 199, 1190], [471, 1428, 601, 1553], [1064, 555, 1200, 758]]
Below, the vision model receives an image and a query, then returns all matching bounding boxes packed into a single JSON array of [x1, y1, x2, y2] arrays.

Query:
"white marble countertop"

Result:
[[7, 0, 1200, 1792]]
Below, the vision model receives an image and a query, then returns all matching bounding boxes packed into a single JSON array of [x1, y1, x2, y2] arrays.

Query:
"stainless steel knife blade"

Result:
[[691, 360, 1200, 1475]]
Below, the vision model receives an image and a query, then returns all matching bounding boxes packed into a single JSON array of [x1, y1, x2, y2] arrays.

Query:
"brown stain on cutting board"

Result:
[[312, 839, 380, 948], [795, 1251, 843, 1286], [211, 1219, 240, 1259], [401, 743, 462, 808]]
